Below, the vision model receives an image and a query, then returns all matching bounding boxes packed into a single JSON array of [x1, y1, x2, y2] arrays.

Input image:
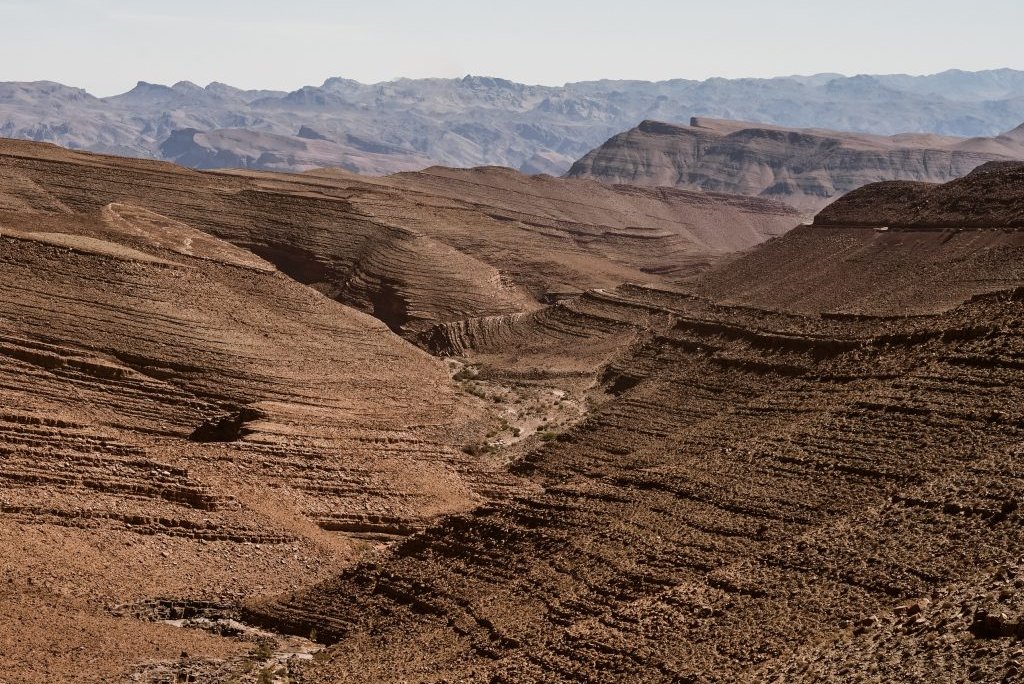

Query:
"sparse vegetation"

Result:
[[465, 384, 489, 400], [462, 443, 497, 456], [251, 640, 275, 662], [453, 367, 477, 382]]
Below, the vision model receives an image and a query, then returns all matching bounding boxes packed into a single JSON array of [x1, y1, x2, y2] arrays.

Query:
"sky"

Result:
[[2, 0, 1023, 96]]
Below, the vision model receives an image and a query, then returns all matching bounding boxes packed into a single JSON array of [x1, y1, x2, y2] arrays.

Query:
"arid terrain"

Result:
[[567, 117, 1024, 212], [3, 132, 1024, 683], [250, 163, 1024, 684], [0, 138, 795, 682]]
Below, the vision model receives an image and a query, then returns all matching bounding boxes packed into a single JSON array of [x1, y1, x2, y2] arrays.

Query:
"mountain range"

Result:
[[5, 69, 1024, 175]]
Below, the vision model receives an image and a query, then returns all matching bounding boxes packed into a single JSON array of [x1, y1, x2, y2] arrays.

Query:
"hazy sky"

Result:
[[3, 0, 1023, 96]]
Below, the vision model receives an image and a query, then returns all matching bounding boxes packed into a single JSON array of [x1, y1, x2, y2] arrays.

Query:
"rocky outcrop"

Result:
[[813, 160, 1024, 227], [566, 117, 1024, 212]]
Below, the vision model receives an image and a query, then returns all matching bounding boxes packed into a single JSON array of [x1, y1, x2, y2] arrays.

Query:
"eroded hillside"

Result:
[[0, 139, 798, 337], [566, 118, 1024, 213], [4, 141, 1024, 683], [0, 139, 799, 683], [250, 285, 1024, 684], [692, 163, 1024, 315], [235, 164, 1024, 683]]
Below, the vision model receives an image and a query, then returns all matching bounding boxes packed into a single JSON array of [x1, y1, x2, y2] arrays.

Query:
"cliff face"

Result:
[[566, 118, 1024, 213]]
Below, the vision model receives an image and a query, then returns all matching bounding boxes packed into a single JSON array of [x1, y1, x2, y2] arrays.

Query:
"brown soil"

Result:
[[4, 140, 1024, 683], [251, 285, 1024, 684], [0, 138, 796, 683]]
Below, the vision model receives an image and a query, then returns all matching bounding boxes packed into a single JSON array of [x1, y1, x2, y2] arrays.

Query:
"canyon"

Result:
[[0, 138, 793, 682]]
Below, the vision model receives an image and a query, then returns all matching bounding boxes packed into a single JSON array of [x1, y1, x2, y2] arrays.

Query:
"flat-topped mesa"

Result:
[[814, 161, 1024, 228], [566, 117, 1024, 213]]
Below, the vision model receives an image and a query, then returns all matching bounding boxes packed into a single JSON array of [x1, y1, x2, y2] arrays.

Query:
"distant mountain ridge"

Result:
[[3, 69, 1024, 174], [565, 117, 1024, 212]]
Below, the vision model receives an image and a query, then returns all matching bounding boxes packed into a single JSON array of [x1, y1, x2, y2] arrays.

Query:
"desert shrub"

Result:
[[462, 443, 496, 456], [466, 385, 488, 400], [251, 640, 275, 661]]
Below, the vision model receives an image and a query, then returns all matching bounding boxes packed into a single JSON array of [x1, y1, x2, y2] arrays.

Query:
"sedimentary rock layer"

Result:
[[567, 118, 1024, 212], [0, 138, 798, 682], [243, 166, 1024, 682], [691, 163, 1024, 315], [0, 139, 799, 336], [250, 283, 1024, 684]]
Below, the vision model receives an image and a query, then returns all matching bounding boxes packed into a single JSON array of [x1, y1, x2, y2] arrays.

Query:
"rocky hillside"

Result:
[[567, 118, 1024, 212], [0, 139, 797, 342], [691, 162, 1024, 314], [5, 130, 1024, 684], [261, 286, 1024, 684], [244, 164, 1024, 682], [0, 138, 804, 682], [4, 69, 1024, 175]]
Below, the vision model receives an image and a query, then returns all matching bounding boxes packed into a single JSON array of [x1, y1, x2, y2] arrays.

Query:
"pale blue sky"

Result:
[[3, 0, 1023, 95]]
